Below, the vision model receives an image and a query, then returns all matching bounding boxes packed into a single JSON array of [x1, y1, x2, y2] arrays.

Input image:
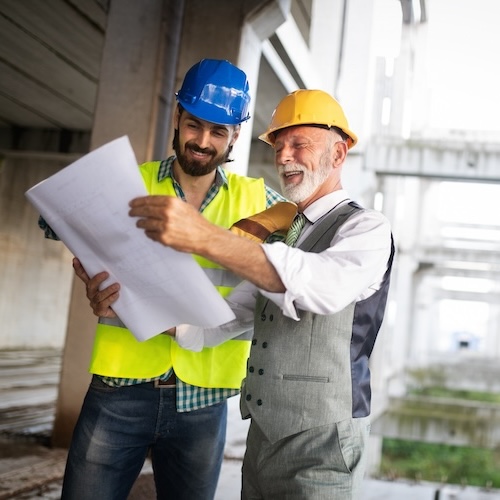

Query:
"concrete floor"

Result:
[[1, 349, 499, 500]]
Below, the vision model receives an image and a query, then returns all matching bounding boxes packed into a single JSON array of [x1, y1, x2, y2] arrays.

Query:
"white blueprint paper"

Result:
[[25, 136, 235, 341]]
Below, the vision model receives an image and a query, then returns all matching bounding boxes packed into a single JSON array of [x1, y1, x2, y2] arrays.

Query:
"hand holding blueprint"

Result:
[[25, 136, 236, 341]]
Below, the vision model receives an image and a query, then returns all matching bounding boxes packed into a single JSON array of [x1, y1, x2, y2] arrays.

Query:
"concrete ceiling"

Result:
[[0, 0, 285, 188], [0, 0, 285, 147], [0, 0, 108, 132]]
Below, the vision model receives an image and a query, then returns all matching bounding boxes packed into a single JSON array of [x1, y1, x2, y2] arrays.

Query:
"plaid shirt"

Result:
[[40, 156, 285, 411]]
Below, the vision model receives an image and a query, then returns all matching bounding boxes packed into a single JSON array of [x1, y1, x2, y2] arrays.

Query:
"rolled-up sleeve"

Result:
[[175, 281, 257, 351]]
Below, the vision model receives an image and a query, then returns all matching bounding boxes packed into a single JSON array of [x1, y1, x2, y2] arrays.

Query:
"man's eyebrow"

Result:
[[184, 114, 201, 124], [185, 114, 229, 133], [212, 124, 229, 132], [275, 134, 314, 144]]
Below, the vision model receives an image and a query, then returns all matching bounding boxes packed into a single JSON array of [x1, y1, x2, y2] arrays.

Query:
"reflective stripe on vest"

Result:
[[202, 268, 241, 288], [97, 266, 241, 329], [89, 162, 267, 388], [99, 317, 126, 328]]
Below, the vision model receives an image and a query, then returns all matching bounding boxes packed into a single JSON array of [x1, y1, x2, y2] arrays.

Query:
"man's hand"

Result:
[[129, 195, 211, 254], [73, 257, 120, 318], [129, 195, 286, 293], [162, 327, 176, 337]]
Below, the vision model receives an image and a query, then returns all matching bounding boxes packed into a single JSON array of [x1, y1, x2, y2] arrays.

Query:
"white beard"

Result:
[[278, 156, 332, 204]]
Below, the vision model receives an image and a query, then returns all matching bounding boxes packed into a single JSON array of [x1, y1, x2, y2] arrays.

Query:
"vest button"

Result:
[[269, 314, 274, 321], [246, 394, 252, 401], [252, 339, 257, 345], [257, 399, 263, 406], [262, 342, 268, 348], [249, 366, 254, 373], [258, 369, 264, 375], [261, 313, 266, 321]]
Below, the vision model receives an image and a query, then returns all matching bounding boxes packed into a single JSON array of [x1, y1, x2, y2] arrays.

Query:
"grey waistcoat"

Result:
[[240, 202, 394, 443]]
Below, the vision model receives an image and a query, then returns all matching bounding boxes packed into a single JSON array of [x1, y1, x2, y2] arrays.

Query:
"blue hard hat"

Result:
[[176, 59, 251, 126]]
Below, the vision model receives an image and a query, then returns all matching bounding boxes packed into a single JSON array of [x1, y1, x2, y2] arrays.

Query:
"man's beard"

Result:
[[173, 129, 232, 177], [278, 151, 332, 203]]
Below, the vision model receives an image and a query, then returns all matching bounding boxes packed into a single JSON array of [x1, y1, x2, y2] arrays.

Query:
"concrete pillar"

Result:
[[385, 176, 421, 397], [52, 0, 179, 447], [366, 435, 383, 477], [412, 274, 436, 361], [235, 0, 290, 175], [484, 302, 500, 356], [336, 0, 378, 148]]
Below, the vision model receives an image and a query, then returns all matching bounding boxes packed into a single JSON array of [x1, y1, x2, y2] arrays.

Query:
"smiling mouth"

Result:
[[188, 148, 213, 160], [282, 171, 303, 182]]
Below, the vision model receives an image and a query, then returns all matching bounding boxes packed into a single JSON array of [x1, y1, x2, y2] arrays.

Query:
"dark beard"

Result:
[[172, 129, 232, 177]]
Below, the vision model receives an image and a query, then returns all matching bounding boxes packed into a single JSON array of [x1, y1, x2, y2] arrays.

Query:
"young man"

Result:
[[128, 89, 395, 499], [46, 59, 286, 500]]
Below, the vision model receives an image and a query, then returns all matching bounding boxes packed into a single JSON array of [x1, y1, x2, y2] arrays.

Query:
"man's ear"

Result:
[[174, 106, 181, 128], [333, 141, 348, 166], [230, 125, 241, 147]]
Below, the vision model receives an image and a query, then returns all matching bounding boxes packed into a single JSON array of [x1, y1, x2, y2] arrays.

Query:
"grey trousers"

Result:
[[241, 416, 370, 500]]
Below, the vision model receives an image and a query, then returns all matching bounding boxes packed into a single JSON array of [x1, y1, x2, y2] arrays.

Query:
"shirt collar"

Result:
[[157, 155, 228, 188], [302, 189, 351, 224]]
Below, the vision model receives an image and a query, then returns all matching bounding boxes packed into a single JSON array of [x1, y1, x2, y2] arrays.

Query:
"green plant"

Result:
[[380, 439, 500, 488]]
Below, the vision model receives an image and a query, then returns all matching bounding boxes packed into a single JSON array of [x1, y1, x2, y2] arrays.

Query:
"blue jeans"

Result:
[[61, 375, 227, 500]]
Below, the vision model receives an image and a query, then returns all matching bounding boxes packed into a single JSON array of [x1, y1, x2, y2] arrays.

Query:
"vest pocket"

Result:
[[282, 374, 329, 383]]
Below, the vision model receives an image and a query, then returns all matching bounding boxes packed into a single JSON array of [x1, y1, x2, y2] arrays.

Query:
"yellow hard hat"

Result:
[[259, 89, 358, 149]]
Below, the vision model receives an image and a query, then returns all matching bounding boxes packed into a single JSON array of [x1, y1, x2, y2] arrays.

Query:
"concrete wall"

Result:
[[0, 154, 75, 349]]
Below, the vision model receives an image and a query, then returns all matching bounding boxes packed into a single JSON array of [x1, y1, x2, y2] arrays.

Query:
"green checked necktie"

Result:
[[285, 213, 306, 247]]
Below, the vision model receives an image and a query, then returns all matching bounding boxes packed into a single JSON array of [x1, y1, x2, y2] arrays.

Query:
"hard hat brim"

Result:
[[259, 123, 358, 149]]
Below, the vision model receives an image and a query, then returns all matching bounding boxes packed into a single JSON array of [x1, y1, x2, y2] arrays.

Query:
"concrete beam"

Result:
[[371, 395, 500, 449], [365, 137, 500, 182]]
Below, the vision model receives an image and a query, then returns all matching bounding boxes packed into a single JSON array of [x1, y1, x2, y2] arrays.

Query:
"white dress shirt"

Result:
[[176, 190, 393, 351]]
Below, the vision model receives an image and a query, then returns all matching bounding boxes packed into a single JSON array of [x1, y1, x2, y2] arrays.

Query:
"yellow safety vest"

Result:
[[89, 161, 267, 389]]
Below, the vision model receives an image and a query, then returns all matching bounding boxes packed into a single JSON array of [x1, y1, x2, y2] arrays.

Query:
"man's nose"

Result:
[[276, 144, 293, 164], [195, 129, 212, 149]]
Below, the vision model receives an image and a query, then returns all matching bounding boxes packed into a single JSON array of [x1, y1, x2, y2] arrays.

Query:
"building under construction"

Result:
[[1, 0, 500, 496]]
